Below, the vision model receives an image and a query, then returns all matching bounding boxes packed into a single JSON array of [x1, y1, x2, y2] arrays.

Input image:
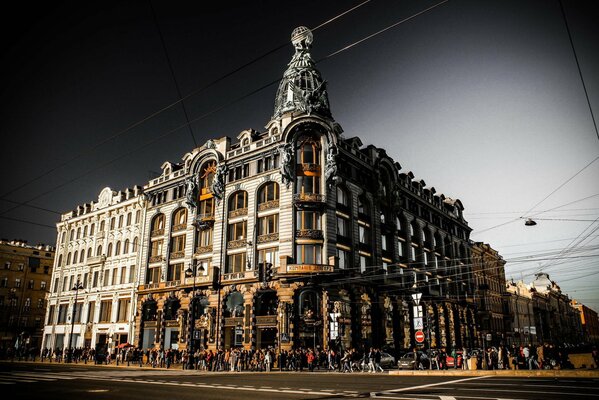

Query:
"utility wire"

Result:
[[0, 0, 372, 203], [0, 1, 445, 219], [0, 216, 56, 229], [149, 0, 197, 148], [558, 0, 599, 142]]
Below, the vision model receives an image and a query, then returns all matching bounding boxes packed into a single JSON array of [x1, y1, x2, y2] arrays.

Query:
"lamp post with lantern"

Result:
[[66, 280, 84, 363], [185, 260, 205, 369]]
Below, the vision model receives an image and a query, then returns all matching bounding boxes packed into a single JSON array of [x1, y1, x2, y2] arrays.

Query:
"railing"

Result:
[[195, 245, 213, 255], [165, 280, 180, 288], [258, 200, 279, 211], [145, 283, 160, 290], [170, 251, 185, 260], [295, 229, 323, 240], [222, 271, 246, 281], [200, 187, 213, 195], [228, 208, 248, 218], [227, 239, 247, 249], [198, 213, 215, 222], [293, 193, 325, 203], [298, 163, 321, 174], [257, 233, 279, 244], [151, 229, 164, 237], [149, 255, 163, 263]]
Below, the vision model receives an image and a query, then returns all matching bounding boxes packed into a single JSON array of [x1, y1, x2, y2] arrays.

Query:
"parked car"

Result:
[[380, 352, 396, 368], [397, 351, 429, 370]]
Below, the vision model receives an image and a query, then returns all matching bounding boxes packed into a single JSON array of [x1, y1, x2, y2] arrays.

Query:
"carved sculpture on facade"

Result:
[[211, 163, 227, 200], [324, 143, 338, 188], [184, 174, 198, 209], [279, 143, 294, 188]]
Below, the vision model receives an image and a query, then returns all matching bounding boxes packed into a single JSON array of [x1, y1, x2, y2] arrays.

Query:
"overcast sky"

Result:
[[1, 0, 598, 311]]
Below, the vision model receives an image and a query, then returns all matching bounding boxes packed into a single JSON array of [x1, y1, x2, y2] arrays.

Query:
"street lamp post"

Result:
[[185, 261, 205, 370], [67, 280, 84, 363], [278, 309, 283, 371]]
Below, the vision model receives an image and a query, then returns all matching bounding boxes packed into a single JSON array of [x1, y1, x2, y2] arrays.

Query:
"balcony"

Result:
[[258, 200, 279, 212], [149, 255, 163, 264], [172, 224, 187, 233], [285, 264, 334, 274], [151, 229, 164, 238], [228, 208, 248, 219], [297, 163, 321, 175], [227, 239, 247, 249], [170, 251, 185, 260], [293, 193, 325, 210], [165, 280, 180, 288], [295, 229, 323, 241], [195, 245, 213, 255], [257, 233, 279, 244], [87, 255, 106, 265]]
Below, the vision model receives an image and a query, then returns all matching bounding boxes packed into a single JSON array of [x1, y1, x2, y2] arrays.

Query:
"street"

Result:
[[1, 362, 598, 400]]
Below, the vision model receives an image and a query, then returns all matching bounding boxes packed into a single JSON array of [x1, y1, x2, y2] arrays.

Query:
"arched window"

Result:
[[115, 241, 121, 256], [199, 161, 216, 193], [87, 247, 92, 259], [57, 255, 63, 267], [76, 227, 81, 240], [107, 243, 113, 257], [79, 251, 85, 263], [135, 210, 140, 224], [151, 214, 165, 234], [61, 232, 66, 243], [99, 220, 105, 232], [132, 237, 139, 252], [126, 212, 132, 226], [66, 253, 72, 265], [83, 225, 88, 237], [124, 239, 130, 254], [110, 217, 115, 230], [258, 182, 279, 206], [69, 230, 74, 241], [173, 208, 188, 227], [298, 137, 321, 165], [73, 251, 78, 264], [96, 245, 103, 256], [90, 223, 95, 235], [118, 215, 123, 228]]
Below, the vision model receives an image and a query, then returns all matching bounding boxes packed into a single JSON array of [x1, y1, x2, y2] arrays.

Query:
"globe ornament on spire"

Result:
[[273, 27, 332, 119]]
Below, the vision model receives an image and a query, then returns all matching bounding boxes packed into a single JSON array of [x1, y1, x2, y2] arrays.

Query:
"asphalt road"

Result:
[[1, 362, 598, 400]]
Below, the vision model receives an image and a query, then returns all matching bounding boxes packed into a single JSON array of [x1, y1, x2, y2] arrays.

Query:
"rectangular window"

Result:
[[37, 298, 44, 309], [68, 275, 74, 290], [171, 234, 186, 252], [53, 277, 59, 293], [146, 266, 161, 284], [197, 259, 211, 276], [150, 240, 164, 257], [15, 278, 22, 288], [398, 241, 404, 257], [423, 251, 428, 266], [47, 305, 55, 325], [99, 300, 112, 323], [336, 216, 349, 237], [57, 304, 68, 324], [228, 221, 247, 241], [82, 273, 88, 289], [337, 248, 350, 269], [360, 255, 369, 273], [167, 263, 183, 281], [129, 265, 135, 283], [103, 270, 110, 286], [227, 253, 246, 274], [410, 245, 416, 261], [258, 214, 279, 235], [296, 210, 321, 230], [295, 175, 320, 194], [199, 228, 213, 247], [73, 302, 83, 323], [28, 280, 34, 289], [92, 271, 99, 288], [117, 298, 131, 322], [257, 247, 279, 268], [359, 225, 370, 244], [111, 268, 117, 285], [295, 244, 322, 265], [381, 235, 388, 251], [120, 267, 126, 284], [87, 301, 96, 323]]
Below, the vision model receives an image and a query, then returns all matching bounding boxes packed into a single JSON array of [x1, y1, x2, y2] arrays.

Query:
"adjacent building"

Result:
[[42, 186, 144, 353], [471, 242, 509, 346], [571, 300, 599, 344], [0, 239, 54, 350]]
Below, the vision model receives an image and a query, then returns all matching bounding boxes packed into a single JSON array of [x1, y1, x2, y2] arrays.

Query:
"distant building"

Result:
[[0, 239, 54, 350], [471, 242, 509, 346], [571, 300, 599, 344], [506, 273, 583, 346], [43, 186, 144, 354]]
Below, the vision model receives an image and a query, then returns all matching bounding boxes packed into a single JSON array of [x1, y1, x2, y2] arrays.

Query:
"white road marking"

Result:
[[439, 396, 457, 400], [371, 375, 491, 397], [460, 387, 599, 397]]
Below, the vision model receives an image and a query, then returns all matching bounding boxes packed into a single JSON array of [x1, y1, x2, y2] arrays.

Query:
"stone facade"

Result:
[[0, 240, 54, 350], [43, 186, 144, 354]]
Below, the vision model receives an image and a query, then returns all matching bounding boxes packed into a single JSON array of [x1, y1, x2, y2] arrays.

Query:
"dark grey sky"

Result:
[[1, 0, 598, 309]]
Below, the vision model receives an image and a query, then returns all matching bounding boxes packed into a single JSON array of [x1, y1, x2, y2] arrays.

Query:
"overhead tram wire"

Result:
[[149, 0, 197, 148], [558, 0, 599, 142], [0, 0, 373, 203], [0, 216, 56, 229], [0, 1, 448, 219]]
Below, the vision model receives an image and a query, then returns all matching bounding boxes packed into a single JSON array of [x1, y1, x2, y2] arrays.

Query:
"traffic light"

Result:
[[265, 262, 273, 281], [258, 262, 265, 282]]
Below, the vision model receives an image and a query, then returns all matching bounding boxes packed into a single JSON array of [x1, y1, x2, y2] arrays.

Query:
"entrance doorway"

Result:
[[257, 327, 277, 350]]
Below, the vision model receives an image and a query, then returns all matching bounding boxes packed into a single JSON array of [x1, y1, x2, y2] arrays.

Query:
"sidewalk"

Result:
[[388, 369, 599, 378]]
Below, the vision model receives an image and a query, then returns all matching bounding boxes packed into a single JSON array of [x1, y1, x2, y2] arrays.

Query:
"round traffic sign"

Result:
[[415, 330, 425, 343]]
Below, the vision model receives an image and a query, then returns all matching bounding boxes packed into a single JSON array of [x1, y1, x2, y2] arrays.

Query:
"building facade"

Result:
[[0, 240, 54, 350], [471, 242, 509, 346], [43, 186, 144, 354], [132, 26, 476, 354], [571, 300, 599, 344]]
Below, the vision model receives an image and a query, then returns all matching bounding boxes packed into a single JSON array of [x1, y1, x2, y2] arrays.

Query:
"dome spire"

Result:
[[273, 27, 332, 119]]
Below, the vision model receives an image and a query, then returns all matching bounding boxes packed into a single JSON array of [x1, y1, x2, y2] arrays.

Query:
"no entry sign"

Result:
[[415, 330, 425, 343]]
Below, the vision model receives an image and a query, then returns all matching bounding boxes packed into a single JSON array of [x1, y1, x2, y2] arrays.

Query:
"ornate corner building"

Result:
[[132, 26, 477, 354]]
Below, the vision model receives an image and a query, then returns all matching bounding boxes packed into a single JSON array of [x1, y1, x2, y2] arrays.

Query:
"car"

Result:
[[380, 352, 396, 368], [397, 351, 429, 370]]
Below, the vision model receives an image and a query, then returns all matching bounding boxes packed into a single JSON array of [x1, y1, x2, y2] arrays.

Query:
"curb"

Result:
[[388, 369, 599, 378]]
